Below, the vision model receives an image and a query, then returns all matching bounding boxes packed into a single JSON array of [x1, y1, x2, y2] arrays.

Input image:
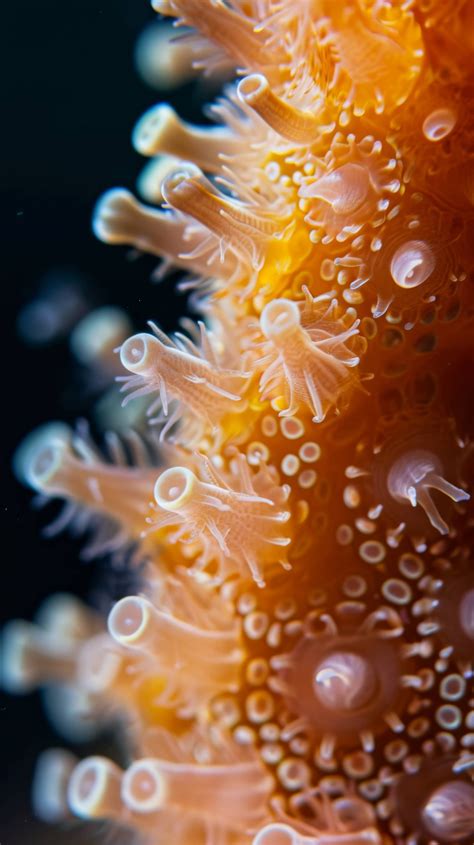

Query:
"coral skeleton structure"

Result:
[[4, 1, 474, 844]]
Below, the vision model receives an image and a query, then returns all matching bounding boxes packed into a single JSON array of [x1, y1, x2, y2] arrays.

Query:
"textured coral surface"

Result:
[[3, 1, 474, 843]]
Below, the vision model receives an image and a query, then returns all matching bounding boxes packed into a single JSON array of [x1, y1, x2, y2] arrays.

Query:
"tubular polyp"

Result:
[[278, 632, 402, 742], [394, 756, 474, 843], [67, 756, 124, 821], [2, 620, 77, 693], [107, 596, 242, 690], [133, 103, 242, 172], [259, 298, 359, 422], [32, 749, 78, 823], [152, 0, 287, 78], [162, 165, 282, 241], [119, 331, 247, 423], [93, 188, 236, 278], [122, 757, 271, 830], [387, 449, 469, 535], [19, 431, 157, 535], [238, 74, 321, 144], [154, 465, 291, 586]]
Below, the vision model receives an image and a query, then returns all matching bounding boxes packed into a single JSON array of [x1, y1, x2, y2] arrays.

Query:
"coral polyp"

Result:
[[272, 615, 405, 747], [4, 1, 474, 844], [258, 289, 362, 422]]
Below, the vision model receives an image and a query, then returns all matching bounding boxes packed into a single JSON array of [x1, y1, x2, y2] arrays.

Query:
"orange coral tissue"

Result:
[[4, 1, 474, 844]]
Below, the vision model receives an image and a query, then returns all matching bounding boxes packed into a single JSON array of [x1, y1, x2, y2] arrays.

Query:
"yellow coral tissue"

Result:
[[4, 1, 474, 844]]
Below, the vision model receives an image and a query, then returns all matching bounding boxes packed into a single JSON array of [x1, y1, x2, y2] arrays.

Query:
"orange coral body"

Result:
[[4, 1, 474, 844]]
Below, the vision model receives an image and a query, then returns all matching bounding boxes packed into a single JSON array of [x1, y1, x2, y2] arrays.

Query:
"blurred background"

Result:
[[2, 1, 212, 841]]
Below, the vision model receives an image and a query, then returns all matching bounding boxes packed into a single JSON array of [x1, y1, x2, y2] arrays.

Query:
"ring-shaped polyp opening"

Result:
[[68, 758, 108, 818], [122, 761, 165, 813], [108, 596, 148, 645], [132, 103, 174, 155], [31, 444, 65, 487], [238, 74, 268, 104], [154, 466, 196, 511], [162, 163, 201, 198], [13, 423, 70, 487], [260, 299, 300, 340], [120, 334, 150, 373]]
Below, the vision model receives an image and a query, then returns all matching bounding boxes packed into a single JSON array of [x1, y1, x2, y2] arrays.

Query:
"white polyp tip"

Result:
[[161, 163, 201, 201], [13, 422, 70, 489], [260, 299, 301, 340], [237, 74, 269, 105], [154, 466, 196, 511], [122, 760, 166, 813], [119, 333, 155, 374], [1, 621, 34, 693], [135, 20, 198, 89], [71, 307, 132, 365], [107, 596, 150, 646], [134, 22, 176, 90], [67, 757, 117, 819], [30, 445, 64, 490], [132, 103, 177, 156], [32, 748, 77, 823], [252, 823, 296, 845], [92, 188, 136, 244]]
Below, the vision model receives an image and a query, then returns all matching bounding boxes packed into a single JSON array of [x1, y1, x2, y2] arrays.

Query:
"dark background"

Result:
[[2, 2, 207, 841]]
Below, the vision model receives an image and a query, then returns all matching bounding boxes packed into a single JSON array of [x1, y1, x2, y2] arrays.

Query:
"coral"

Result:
[[3, 1, 474, 844]]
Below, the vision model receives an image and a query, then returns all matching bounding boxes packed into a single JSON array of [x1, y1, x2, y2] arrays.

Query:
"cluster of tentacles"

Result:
[[3, 1, 474, 844]]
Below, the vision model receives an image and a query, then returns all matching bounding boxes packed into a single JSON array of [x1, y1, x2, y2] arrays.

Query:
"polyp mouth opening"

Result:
[[77, 766, 99, 803], [30, 444, 62, 486], [68, 758, 107, 816], [154, 467, 195, 510], [261, 299, 300, 339], [162, 164, 200, 198], [122, 762, 165, 813], [108, 596, 146, 643], [133, 103, 174, 154], [238, 74, 267, 103], [120, 334, 148, 371]]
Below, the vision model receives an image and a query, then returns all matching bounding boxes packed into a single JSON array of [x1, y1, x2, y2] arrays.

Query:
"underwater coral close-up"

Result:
[[3, 0, 474, 844]]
